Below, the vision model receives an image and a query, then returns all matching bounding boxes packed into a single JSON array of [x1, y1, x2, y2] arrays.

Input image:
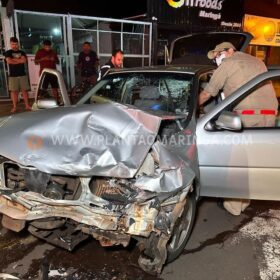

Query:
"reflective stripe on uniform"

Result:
[[239, 109, 277, 115]]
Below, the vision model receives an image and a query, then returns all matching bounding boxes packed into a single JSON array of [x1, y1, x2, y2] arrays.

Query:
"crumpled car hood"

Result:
[[0, 103, 162, 178]]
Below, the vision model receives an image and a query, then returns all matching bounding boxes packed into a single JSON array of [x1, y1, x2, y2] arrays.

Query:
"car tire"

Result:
[[166, 191, 196, 263]]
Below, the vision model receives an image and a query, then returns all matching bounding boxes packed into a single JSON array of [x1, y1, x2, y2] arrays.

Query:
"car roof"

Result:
[[106, 64, 216, 76]]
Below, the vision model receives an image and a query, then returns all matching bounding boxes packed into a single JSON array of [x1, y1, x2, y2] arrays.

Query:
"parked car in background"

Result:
[[0, 32, 280, 274]]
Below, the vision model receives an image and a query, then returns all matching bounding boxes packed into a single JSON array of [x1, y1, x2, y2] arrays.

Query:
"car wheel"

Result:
[[167, 191, 196, 263]]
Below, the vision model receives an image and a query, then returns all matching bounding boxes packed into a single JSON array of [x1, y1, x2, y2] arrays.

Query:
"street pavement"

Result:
[[162, 199, 280, 280], [0, 198, 279, 280], [0, 101, 29, 117]]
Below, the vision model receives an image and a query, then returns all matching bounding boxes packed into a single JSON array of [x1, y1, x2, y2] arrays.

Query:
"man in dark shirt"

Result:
[[35, 40, 59, 101], [99, 49, 124, 80], [77, 42, 99, 85], [4, 37, 31, 113]]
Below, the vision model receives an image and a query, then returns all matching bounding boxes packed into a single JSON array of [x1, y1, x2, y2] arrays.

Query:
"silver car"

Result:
[[0, 32, 279, 274]]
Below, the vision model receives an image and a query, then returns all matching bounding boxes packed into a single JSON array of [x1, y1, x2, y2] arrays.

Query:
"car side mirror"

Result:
[[37, 99, 58, 109], [215, 111, 242, 131]]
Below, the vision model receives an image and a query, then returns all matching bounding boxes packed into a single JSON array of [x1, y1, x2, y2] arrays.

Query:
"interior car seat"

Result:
[[134, 86, 163, 111]]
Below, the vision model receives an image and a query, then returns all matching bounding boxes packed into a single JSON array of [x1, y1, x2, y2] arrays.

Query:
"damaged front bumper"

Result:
[[0, 158, 193, 274]]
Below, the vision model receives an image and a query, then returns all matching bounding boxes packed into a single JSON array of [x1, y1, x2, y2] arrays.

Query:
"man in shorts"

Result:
[[35, 40, 59, 101], [4, 37, 31, 113]]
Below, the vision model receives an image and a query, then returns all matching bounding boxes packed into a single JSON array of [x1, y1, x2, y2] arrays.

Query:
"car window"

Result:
[[78, 72, 194, 115], [198, 72, 222, 116], [70, 82, 95, 104], [94, 76, 125, 102]]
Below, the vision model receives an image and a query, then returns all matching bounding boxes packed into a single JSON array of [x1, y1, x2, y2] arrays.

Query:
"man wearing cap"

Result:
[[199, 42, 278, 216]]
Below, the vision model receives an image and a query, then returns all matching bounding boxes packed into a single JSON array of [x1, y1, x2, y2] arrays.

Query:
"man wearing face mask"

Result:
[[199, 42, 278, 216]]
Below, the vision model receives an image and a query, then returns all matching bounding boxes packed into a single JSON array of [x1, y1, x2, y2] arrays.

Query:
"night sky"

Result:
[[2, 0, 147, 18]]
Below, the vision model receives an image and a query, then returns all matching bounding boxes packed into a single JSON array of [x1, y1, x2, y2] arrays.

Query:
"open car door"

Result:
[[197, 68, 280, 200], [32, 68, 70, 110]]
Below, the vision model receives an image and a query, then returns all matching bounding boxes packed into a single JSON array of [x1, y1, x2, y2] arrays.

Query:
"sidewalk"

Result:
[[0, 101, 28, 117]]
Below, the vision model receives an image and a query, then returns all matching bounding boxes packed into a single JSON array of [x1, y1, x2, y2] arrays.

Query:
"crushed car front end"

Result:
[[0, 103, 196, 274]]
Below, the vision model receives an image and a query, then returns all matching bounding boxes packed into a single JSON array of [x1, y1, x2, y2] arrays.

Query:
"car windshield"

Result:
[[78, 72, 194, 115]]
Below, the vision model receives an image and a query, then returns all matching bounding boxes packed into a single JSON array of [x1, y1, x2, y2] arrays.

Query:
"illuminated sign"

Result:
[[244, 14, 280, 46], [151, 0, 243, 31], [166, 0, 184, 8], [166, 0, 223, 10], [165, 0, 224, 22]]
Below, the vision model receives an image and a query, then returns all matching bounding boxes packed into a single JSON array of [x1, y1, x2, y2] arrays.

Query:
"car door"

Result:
[[32, 68, 70, 110], [196, 69, 280, 200]]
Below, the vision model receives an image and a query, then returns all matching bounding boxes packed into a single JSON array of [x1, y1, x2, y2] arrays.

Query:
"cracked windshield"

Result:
[[78, 72, 193, 114]]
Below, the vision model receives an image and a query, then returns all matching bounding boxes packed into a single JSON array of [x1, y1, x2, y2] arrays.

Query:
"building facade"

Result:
[[0, 1, 152, 99], [244, 0, 280, 66]]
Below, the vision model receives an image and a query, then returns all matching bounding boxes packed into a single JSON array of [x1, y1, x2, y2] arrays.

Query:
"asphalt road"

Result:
[[0, 198, 279, 280], [162, 199, 280, 280]]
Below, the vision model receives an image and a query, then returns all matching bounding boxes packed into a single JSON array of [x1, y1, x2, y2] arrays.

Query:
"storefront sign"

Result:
[[148, 0, 243, 31], [166, 0, 223, 10], [244, 14, 280, 47]]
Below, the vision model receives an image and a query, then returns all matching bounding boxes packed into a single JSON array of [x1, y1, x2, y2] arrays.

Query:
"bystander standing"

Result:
[[4, 37, 31, 113], [35, 40, 59, 101], [99, 49, 124, 80], [77, 42, 99, 85]]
